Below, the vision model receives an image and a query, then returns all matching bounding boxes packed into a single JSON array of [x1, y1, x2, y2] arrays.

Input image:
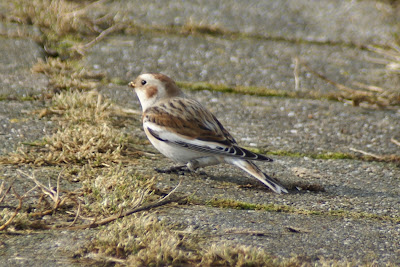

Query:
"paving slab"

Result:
[[0, 229, 94, 267], [0, 35, 48, 99], [0, 30, 51, 155], [110, 0, 399, 46], [0, 101, 51, 155], [156, 205, 400, 264], [84, 34, 400, 94]]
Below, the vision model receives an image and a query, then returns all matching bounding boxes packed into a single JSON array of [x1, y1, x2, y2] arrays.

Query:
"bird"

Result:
[[129, 73, 288, 194]]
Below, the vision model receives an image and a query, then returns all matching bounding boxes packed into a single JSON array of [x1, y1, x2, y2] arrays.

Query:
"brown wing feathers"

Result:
[[144, 98, 272, 162]]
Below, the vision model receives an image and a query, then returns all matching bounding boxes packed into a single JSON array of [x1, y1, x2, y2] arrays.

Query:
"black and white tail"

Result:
[[226, 158, 288, 194]]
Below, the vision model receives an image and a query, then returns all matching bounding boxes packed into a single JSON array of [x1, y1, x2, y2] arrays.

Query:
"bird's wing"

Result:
[[143, 98, 273, 162]]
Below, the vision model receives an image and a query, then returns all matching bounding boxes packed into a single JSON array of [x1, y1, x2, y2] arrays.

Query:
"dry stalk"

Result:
[[302, 62, 369, 96], [293, 56, 300, 91], [349, 147, 384, 160], [0, 188, 23, 231], [15, 170, 82, 219], [300, 59, 399, 108], [0, 180, 13, 204], [391, 137, 400, 147], [0, 185, 38, 231], [73, 23, 124, 55], [348, 147, 400, 165], [18, 170, 64, 210], [367, 44, 400, 73], [63, 0, 108, 21], [66, 184, 186, 230], [67, 201, 81, 227]]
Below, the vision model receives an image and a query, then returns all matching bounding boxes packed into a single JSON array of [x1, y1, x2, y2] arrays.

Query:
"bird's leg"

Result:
[[154, 165, 190, 174]]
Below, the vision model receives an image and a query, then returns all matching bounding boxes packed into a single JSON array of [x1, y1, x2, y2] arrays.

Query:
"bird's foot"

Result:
[[154, 165, 191, 174]]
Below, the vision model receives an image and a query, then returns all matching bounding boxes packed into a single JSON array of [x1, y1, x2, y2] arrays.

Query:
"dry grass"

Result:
[[89, 214, 196, 265], [32, 58, 104, 93], [0, 166, 158, 231], [81, 167, 155, 216], [300, 59, 400, 109], [199, 244, 280, 267], [89, 214, 380, 266], [88, 214, 287, 267], [0, 208, 31, 230], [0, 90, 142, 166], [368, 44, 400, 74], [9, 0, 116, 56]]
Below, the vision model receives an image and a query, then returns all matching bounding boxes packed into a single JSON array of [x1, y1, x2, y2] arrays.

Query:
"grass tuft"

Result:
[[88, 214, 293, 266], [32, 58, 103, 92], [9, 0, 115, 56], [81, 167, 155, 216], [89, 214, 198, 266], [199, 243, 280, 267], [0, 90, 141, 166]]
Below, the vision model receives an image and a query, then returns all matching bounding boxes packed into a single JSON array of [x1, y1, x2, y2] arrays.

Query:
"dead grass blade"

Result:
[[0, 188, 23, 231], [301, 59, 400, 108], [0, 180, 14, 204], [367, 44, 400, 73], [0, 184, 38, 231], [349, 147, 384, 160], [73, 23, 124, 55], [391, 137, 400, 147], [293, 56, 300, 91], [350, 147, 400, 165], [67, 201, 81, 227], [67, 186, 187, 230], [18, 170, 64, 210], [15, 169, 82, 220]]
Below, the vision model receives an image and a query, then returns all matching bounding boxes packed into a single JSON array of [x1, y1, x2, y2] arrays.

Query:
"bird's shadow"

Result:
[[154, 164, 326, 193]]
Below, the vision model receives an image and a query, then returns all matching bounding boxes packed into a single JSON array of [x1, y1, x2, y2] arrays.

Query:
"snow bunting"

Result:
[[129, 73, 288, 194]]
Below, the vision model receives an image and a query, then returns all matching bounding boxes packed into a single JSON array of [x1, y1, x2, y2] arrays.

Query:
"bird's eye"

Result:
[[141, 80, 147, 85]]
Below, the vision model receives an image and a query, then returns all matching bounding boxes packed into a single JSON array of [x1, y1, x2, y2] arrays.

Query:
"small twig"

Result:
[[0, 179, 14, 204], [0, 187, 23, 231], [66, 193, 187, 230], [293, 56, 300, 91], [64, 0, 108, 20], [352, 81, 384, 93], [18, 170, 62, 208], [349, 147, 383, 160], [391, 137, 400, 147], [67, 201, 81, 227], [158, 179, 182, 203], [301, 61, 361, 94], [73, 24, 124, 55], [54, 170, 63, 208], [18, 170, 70, 217], [0, 181, 4, 197]]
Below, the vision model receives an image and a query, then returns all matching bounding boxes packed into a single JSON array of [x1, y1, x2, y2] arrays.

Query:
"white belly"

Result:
[[145, 130, 208, 163]]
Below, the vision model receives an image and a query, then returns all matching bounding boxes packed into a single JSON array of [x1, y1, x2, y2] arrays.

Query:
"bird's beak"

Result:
[[128, 81, 136, 88]]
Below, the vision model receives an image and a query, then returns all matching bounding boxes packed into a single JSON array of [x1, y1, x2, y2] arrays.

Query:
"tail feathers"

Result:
[[227, 159, 288, 194]]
